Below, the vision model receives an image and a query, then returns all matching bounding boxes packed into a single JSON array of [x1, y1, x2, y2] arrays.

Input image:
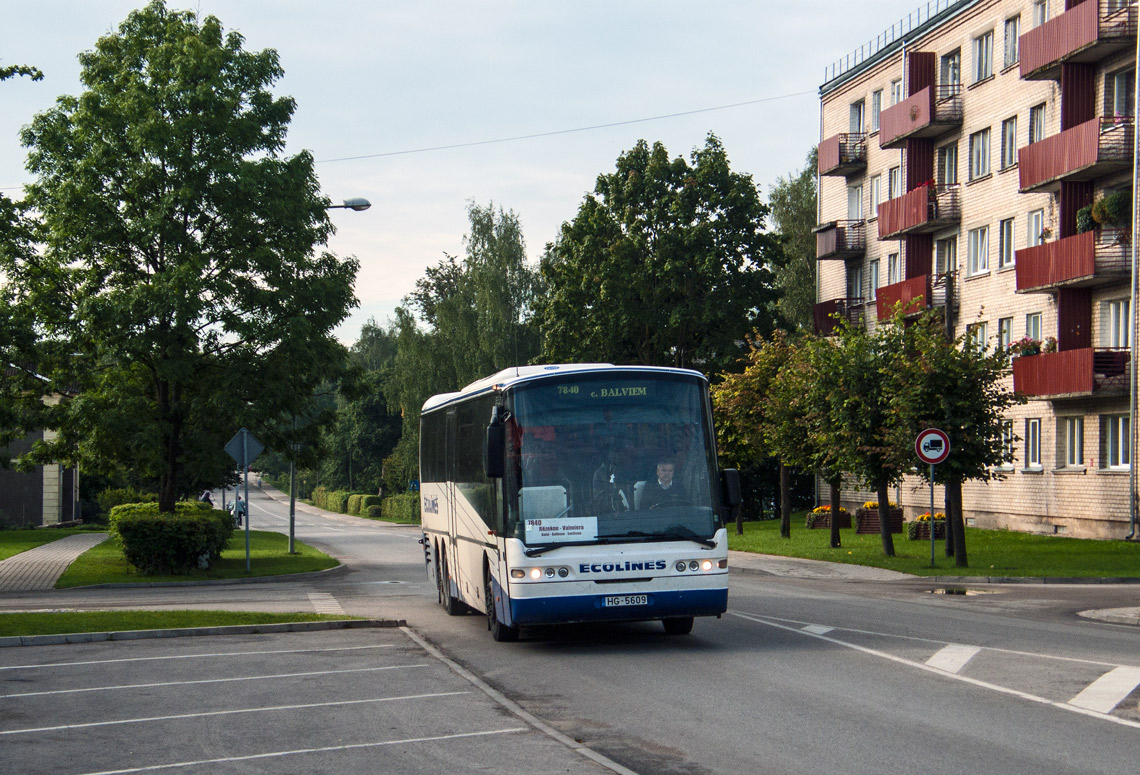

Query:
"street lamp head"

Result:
[[329, 197, 371, 212]]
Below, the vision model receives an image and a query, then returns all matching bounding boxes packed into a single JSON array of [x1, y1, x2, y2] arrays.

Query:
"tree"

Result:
[[10, 2, 358, 510], [537, 134, 781, 373], [768, 147, 818, 334]]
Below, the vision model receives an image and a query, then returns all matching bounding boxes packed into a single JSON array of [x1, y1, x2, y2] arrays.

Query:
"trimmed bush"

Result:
[[366, 504, 383, 519], [347, 494, 366, 515], [109, 502, 234, 575], [96, 488, 157, 517], [381, 492, 421, 524], [361, 495, 382, 510]]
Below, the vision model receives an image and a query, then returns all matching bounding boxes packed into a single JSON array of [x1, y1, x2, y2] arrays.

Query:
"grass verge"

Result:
[[55, 530, 339, 588], [728, 516, 1140, 578], [0, 610, 359, 638]]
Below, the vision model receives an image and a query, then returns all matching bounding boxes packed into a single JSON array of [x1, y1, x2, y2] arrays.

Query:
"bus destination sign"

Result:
[[525, 516, 598, 543]]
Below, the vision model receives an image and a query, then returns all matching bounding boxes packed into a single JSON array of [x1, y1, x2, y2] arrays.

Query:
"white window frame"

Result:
[[1004, 15, 1020, 68], [1026, 311, 1042, 341], [1105, 414, 1131, 469], [935, 236, 957, 275], [888, 252, 901, 284], [941, 50, 961, 86], [1000, 419, 1015, 469], [968, 226, 990, 276], [891, 79, 904, 105], [1104, 298, 1131, 348], [871, 90, 883, 132], [1029, 103, 1046, 144], [869, 259, 880, 301], [850, 100, 865, 133], [968, 321, 989, 350], [1028, 208, 1046, 246], [969, 128, 991, 180], [998, 317, 1013, 350], [1061, 416, 1085, 468], [973, 30, 994, 83], [847, 184, 864, 221], [1025, 418, 1042, 469], [1109, 68, 1135, 119], [888, 166, 901, 200], [1032, 0, 1048, 28], [848, 264, 865, 303], [869, 175, 882, 217], [999, 217, 1016, 268], [1001, 117, 1017, 169], [938, 142, 958, 185]]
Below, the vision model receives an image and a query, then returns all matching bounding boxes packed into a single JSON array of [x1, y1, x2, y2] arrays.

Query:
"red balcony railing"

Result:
[[877, 185, 961, 239], [818, 133, 868, 176], [876, 275, 930, 320], [813, 298, 864, 335], [816, 220, 866, 260], [878, 84, 963, 149], [1020, 0, 1137, 80], [1015, 229, 1130, 292], [1013, 347, 1130, 398], [1019, 117, 1134, 191]]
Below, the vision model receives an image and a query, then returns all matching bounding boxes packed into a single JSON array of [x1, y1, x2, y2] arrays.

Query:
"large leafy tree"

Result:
[[768, 147, 818, 334], [10, 2, 358, 510], [537, 134, 781, 373]]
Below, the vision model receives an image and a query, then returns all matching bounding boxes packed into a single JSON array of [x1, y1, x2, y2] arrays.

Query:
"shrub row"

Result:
[[381, 492, 421, 524], [109, 501, 234, 575]]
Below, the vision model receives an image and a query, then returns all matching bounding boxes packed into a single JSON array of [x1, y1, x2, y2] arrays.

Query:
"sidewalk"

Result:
[[0, 533, 108, 592]]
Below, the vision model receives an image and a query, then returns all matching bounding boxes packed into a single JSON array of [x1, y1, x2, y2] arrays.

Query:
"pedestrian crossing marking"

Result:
[[926, 644, 981, 674], [1068, 666, 1140, 714]]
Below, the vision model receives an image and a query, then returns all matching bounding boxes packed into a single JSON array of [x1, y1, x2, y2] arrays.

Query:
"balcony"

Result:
[[1020, 0, 1137, 81], [877, 185, 960, 239], [814, 297, 865, 335], [875, 275, 931, 321], [1015, 229, 1130, 293], [1019, 117, 1134, 191], [1013, 347, 1130, 398], [878, 85, 963, 149], [815, 220, 866, 260], [818, 133, 867, 176]]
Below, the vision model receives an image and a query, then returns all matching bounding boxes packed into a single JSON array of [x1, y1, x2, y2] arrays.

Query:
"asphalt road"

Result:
[[2, 486, 1138, 775]]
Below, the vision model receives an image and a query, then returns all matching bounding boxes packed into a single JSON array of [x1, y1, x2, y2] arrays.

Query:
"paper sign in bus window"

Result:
[[525, 517, 598, 543]]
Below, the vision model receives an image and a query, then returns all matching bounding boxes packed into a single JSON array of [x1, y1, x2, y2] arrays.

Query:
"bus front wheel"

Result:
[[484, 566, 519, 642], [662, 616, 694, 635]]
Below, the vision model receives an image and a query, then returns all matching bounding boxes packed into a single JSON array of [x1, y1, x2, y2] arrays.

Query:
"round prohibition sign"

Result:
[[915, 428, 950, 465]]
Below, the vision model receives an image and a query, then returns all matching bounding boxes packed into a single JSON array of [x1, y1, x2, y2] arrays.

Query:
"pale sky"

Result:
[[2, 0, 915, 344]]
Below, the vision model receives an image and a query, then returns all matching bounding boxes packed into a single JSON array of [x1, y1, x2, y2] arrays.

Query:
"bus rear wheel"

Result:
[[440, 552, 466, 616], [485, 566, 519, 642], [662, 616, 694, 635]]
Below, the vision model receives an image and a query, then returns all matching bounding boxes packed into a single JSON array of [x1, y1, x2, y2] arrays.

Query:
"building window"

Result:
[[891, 78, 904, 105], [1004, 15, 1021, 68], [969, 128, 991, 180], [1060, 416, 1084, 468], [935, 236, 957, 274], [1028, 208, 1046, 246], [973, 31, 994, 82], [1104, 298, 1131, 348], [888, 252, 901, 284], [941, 49, 961, 86], [1029, 103, 1046, 143], [998, 218, 1015, 268], [869, 259, 880, 301], [1000, 420, 1015, 468], [1025, 418, 1042, 469], [871, 90, 883, 132], [869, 175, 882, 217], [967, 321, 989, 350], [1026, 311, 1042, 341], [850, 100, 865, 133], [1032, 0, 1048, 28], [998, 317, 1013, 350], [1104, 414, 1131, 468], [1108, 68, 1135, 120], [888, 166, 901, 200], [938, 142, 958, 185], [968, 226, 989, 275], [847, 184, 863, 220], [848, 264, 864, 303], [1001, 117, 1017, 169]]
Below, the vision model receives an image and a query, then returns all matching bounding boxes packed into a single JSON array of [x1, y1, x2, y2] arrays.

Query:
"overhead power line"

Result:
[[315, 90, 816, 164]]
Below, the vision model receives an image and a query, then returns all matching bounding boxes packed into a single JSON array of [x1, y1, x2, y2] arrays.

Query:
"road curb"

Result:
[[926, 575, 1140, 585], [0, 617, 405, 648]]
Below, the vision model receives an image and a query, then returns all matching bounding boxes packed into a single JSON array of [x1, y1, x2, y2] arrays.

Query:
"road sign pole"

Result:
[[243, 431, 251, 572], [930, 464, 936, 567]]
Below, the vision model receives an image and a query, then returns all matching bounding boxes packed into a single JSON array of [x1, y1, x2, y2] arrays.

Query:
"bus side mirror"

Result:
[[721, 468, 742, 508], [484, 407, 506, 479]]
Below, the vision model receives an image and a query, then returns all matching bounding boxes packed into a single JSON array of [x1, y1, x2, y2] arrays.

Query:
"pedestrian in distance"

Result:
[[199, 489, 213, 508], [233, 495, 246, 526]]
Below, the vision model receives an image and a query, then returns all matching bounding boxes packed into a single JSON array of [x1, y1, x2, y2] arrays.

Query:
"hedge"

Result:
[[381, 492, 421, 524], [109, 501, 234, 575]]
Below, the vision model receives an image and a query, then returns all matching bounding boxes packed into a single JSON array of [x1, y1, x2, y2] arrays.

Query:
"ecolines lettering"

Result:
[[578, 560, 667, 573]]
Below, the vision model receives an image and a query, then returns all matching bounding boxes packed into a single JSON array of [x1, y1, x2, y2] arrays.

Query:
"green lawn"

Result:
[[0, 610, 358, 638], [728, 517, 1140, 577], [0, 527, 104, 562], [55, 530, 339, 587]]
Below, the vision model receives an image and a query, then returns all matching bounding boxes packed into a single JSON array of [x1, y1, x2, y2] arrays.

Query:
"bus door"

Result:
[[444, 410, 458, 561]]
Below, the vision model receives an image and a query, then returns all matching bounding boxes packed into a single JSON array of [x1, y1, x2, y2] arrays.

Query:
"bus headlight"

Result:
[[675, 561, 687, 572], [530, 568, 542, 580], [545, 567, 556, 578], [701, 559, 714, 572], [688, 560, 700, 571], [558, 567, 569, 577]]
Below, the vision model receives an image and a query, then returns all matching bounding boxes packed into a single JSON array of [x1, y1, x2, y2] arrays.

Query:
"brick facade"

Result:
[[818, 0, 1138, 538]]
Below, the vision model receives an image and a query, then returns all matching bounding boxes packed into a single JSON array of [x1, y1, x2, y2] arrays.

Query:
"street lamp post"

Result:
[[327, 197, 371, 211]]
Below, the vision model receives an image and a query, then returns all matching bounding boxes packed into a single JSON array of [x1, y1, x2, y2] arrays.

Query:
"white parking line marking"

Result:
[[926, 644, 981, 674], [802, 625, 834, 635], [731, 612, 1140, 730], [0, 644, 395, 671], [76, 728, 530, 775], [1068, 666, 1140, 714], [2, 664, 430, 699], [0, 691, 470, 735]]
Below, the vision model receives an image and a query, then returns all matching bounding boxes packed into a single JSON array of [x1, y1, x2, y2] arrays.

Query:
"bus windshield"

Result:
[[503, 372, 722, 546]]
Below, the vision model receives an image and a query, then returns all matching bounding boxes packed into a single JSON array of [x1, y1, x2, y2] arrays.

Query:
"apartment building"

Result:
[[817, 0, 1137, 538]]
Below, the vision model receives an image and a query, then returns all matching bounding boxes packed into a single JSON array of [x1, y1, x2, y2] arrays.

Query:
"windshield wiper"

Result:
[[524, 538, 616, 557], [619, 529, 717, 549]]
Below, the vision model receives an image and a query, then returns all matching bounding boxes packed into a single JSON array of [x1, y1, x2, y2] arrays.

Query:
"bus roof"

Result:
[[420, 363, 708, 414]]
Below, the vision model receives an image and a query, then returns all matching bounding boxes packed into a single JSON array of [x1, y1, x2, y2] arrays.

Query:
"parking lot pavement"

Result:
[[0, 628, 620, 775]]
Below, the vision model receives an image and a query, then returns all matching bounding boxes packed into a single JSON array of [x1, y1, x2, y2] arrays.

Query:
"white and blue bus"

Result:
[[419, 364, 741, 641]]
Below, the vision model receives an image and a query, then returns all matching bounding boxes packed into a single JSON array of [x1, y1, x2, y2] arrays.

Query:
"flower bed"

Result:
[[855, 505, 903, 534], [907, 512, 947, 540], [805, 505, 850, 529]]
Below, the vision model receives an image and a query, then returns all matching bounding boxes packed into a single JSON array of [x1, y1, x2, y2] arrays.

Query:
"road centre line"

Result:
[[74, 728, 530, 775], [1, 663, 431, 699], [0, 643, 396, 671], [0, 691, 470, 736], [1068, 666, 1140, 714], [730, 612, 1140, 730], [926, 644, 982, 674]]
